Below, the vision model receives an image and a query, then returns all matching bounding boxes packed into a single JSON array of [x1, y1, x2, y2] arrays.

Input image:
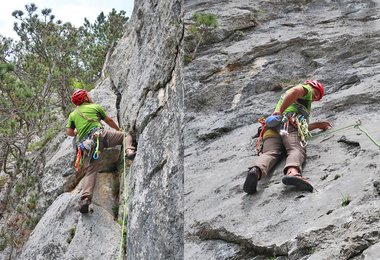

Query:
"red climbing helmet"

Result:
[[71, 89, 88, 106], [305, 80, 325, 101]]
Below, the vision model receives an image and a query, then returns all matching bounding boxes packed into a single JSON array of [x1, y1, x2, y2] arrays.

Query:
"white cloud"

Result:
[[0, 0, 134, 39]]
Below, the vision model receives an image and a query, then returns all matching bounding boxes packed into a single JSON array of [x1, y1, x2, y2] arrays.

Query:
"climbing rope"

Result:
[[313, 119, 380, 149], [118, 131, 131, 260], [313, 122, 358, 137], [354, 120, 380, 148]]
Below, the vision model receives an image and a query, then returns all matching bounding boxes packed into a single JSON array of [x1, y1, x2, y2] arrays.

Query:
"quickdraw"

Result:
[[279, 116, 290, 136], [255, 117, 266, 155], [92, 134, 100, 160], [74, 128, 102, 172], [74, 148, 83, 172], [295, 115, 312, 147]]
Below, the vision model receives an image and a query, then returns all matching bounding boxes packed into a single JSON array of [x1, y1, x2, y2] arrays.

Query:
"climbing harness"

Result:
[[74, 148, 83, 172], [255, 117, 266, 155], [255, 113, 313, 153], [74, 128, 102, 172]]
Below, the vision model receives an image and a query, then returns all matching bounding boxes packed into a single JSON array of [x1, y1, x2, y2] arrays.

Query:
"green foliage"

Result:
[[192, 13, 218, 28], [186, 12, 218, 60], [0, 4, 128, 184], [22, 215, 40, 230], [184, 55, 193, 66], [15, 182, 26, 195], [26, 192, 38, 210], [66, 226, 76, 244], [341, 195, 351, 207], [16, 205, 23, 213], [79, 9, 128, 83], [28, 123, 61, 151], [0, 6, 129, 249]]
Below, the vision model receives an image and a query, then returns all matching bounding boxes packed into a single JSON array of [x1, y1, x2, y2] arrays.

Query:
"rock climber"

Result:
[[243, 80, 331, 194], [66, 89, 136, 213]]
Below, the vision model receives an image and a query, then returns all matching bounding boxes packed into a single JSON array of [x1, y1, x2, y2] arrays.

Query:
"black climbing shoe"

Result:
[[80, 197, 91, 214], [282, 175, 313, 192], [243, 167, 259, 194]]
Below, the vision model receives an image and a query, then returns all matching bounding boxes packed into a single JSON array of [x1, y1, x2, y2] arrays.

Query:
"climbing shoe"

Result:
[[282, 174, 313, 192], [79, 197, 91, 214], [125, 148, 136, 160], [243, 167, 259, 194]]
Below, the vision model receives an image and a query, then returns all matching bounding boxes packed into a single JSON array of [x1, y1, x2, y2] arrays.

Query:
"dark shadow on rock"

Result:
[[338, 135, 360, 147]]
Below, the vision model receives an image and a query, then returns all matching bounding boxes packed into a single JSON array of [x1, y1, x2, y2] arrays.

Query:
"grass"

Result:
[[66, 226, 76, 244], [23, 216, 40, 230], [27, 192, 38, 210], [341, 195, 351, 207], [15, 182, 26, 195], [16, 205, 23, 213], [184, 54, 193, 65]]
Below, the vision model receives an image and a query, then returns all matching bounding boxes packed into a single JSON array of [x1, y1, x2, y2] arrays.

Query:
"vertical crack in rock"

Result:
[[109, 78, 122, 125], [136, 21, 184, 136]]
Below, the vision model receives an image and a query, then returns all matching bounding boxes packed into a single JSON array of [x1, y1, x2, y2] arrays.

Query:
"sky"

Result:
[[0, 0, 134, 39]]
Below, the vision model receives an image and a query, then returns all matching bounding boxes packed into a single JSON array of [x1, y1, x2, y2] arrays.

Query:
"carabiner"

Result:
[[92, 136, 100, 160]]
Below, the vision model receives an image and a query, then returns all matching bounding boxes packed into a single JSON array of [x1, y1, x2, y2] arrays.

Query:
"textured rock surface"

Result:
[[184, 0, 380, 259], [108, 0, 184, 259], [18, 192, 120, 260], [2, 1, 184, 259], [2, 0, 184, 259]]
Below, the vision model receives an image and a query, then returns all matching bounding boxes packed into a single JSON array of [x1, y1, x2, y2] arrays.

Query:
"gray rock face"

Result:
[[108, 0, 184, 259], [18, 193, 120, 260], [184, 0, 380, 259], [4, 1, 185, 259]]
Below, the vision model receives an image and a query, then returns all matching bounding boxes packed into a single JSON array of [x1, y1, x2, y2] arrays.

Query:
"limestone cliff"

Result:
[[184, 0, 380, 259], [0, 0, 184, 259], [109, 0, 184, 258]]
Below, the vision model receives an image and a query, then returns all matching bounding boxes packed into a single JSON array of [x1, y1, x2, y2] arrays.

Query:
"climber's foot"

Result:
[[282, 174, 313, 192]]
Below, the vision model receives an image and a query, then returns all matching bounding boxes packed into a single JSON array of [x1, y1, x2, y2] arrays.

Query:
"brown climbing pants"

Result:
[[253, 125, 306, 177], [81, 130, 134, 199]]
